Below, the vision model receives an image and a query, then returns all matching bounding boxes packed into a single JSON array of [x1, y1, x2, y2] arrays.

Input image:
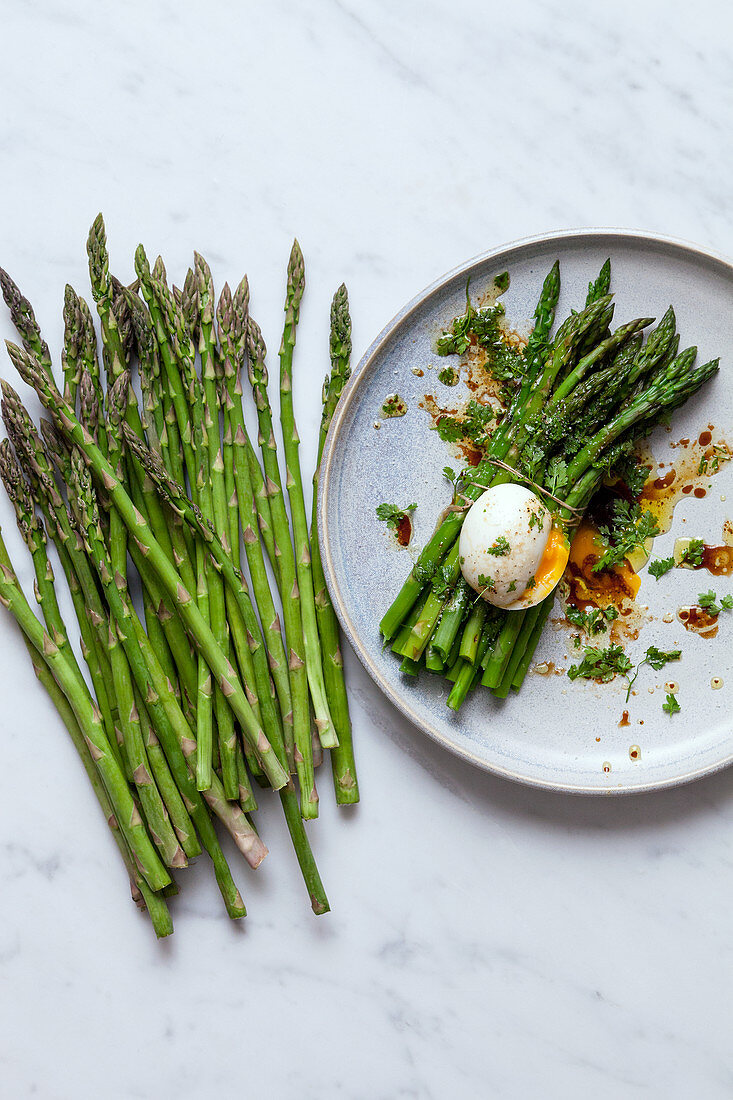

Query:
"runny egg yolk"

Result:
[[533, 525, 570, 591], [507, 524, 570, 609]]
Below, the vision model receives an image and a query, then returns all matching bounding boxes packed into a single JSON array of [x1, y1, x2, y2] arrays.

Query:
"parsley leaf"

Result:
[[569, 642, 681, 699], [376, 502, 416, 531], [698, 590, 720, 614], [648, 556, 675, 580], [487, 536, 510, 557], [434, 415, 464, 443], [493, 271, 510, 293], [565, 604, 618, 635], [612, 454, 651, 500], [546, 457, 569, 497], [697, 590, 733, 616], [567, 644, 633, 683], [663, 692, 681, 715], [645, 646, 682, 670], [625, 645, 681, 701], [593, 500, 660, 572], [679, 539, 704, 567], [477, 573, 496, 592]]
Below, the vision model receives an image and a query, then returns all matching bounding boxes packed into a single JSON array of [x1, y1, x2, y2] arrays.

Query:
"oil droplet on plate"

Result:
[[381, 394, 407, 418], [602, 761, 611, 774], [711, 676, 724, 689], [629, 745, 641, 761], [595, 736, 601, 742], [618, 710, 630, 727], [662, 612, 674, 623], [411, 367, 424, 377], [373, 421, 381, 430], [665, 680, 679, 694]]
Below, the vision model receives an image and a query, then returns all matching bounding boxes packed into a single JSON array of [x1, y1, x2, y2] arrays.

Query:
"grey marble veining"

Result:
[[0, 1, 732, 1097]]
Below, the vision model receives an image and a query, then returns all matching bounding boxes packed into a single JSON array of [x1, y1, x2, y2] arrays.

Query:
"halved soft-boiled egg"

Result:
[[458, 483, 570, 609]]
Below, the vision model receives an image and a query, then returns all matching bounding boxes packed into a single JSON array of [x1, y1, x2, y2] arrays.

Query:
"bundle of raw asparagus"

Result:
[[0, 215, 357, 936], [380, 260, 719, 706]]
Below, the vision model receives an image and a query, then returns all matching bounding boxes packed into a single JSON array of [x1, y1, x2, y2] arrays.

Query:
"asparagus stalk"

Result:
[[278, 242, 335, 749], [193, 253, 239, 799], [246, 316, 318, 816], [310, 283, 359, 803], [0, 267, 53, 379], [4, 357, 290, 792], [217, 279, 295, 772]]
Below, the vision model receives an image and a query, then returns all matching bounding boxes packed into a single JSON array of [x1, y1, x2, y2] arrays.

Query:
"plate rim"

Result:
[[318, 227, 733, 795]]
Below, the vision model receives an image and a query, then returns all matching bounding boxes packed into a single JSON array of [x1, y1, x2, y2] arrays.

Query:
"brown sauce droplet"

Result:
[[395, 514, 413, 547], [682, 484, 692, 494], [678, 605, 719, 638], [653, 470, 676, 491], [694, 486, 707, 499], [701, 544, 733, 576], [699, 430, 713, 447], [618, 710, 630, 727], [602, 761, 612, 774], [629, 745, 641, 761]]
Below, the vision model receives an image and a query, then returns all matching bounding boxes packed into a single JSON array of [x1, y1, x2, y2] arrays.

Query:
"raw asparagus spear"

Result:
[[310, 284, 359, 804]]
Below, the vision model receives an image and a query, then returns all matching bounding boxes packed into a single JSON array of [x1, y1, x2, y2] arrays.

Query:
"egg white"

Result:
[[459, 483, 554, 608]]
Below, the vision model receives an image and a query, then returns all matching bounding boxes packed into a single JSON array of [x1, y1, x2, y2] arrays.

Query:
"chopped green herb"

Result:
[[433, 400, 495, 449], [487, 536, 510, 557], [376, 502, 417, 532], [613, 454, 651, 500], [477, 574, 496, 592], [507, 580, 517, 593], [494, 271, 510, 293], [381, 394, 406, 418], [680, 538, 704, 567], [434, 415, 464, 443], [438, 366, 459, 387], [644, 645, 682, 670], [648, 556, 675, 580], [625, 645, 682, 701], [567, 644, 633, 684], [593, 500, 660, 572], [565, 604, 618, 635], [568, 642, 680, 697], [662, 692, 681, 715], [528, 507, 547, 532], [436, 281, 474, 356], [698, 590, 733, 616], [432, 564, 454, 599], [526, 575, 536, 590], [546, 457, 569, 497], [698, 444, 730, 476], [463, 400, 495, 446]]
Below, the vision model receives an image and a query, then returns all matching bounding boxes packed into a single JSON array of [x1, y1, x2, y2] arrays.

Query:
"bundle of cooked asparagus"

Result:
[[380, 260, 719, 706], [0, 215, 358, 936]]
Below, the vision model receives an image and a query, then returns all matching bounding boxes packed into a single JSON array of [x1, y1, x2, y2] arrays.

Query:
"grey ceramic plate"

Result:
[[318, 230, 733, 793]]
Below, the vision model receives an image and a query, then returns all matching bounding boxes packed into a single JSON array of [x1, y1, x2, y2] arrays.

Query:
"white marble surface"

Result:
[[1, 1, 732, 1096]]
